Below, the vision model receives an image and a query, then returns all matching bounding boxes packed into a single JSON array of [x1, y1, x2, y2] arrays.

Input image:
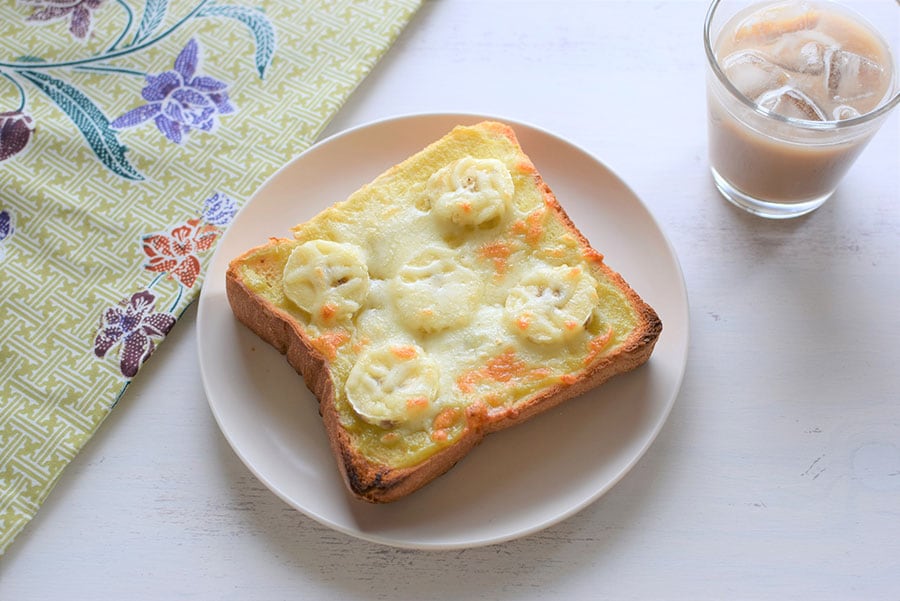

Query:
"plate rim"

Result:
[[197, 111, 690, 550]]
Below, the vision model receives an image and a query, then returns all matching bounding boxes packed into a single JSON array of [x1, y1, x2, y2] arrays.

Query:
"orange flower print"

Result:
[[142, 218, 218, 288]]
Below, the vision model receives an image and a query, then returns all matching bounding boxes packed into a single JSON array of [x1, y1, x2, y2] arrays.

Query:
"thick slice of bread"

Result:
[[226, 121, 662, 502]]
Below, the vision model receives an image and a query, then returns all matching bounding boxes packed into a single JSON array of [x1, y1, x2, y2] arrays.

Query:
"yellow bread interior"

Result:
[[231, 122, 643, 469]]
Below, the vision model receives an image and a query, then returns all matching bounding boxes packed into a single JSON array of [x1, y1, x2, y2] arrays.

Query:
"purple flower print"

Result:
[[94, 290, 176, 378], [0, 210, 13, 241], [0, 209, 15, 261], [22, 0, 104, 40], [0, 111, 35, 161], [202, 192, 238, 227], [111, 39, 235, 144]]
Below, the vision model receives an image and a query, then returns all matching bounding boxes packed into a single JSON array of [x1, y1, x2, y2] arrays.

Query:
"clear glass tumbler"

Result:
[[704, 0, 900, 219]]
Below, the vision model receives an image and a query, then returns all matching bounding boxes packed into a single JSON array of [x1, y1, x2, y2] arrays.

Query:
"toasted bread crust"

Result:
[[225, 122, 661, 502]]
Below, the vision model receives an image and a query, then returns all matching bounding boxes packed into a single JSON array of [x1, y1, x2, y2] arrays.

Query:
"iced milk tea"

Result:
[[706, 0, 897, 215]]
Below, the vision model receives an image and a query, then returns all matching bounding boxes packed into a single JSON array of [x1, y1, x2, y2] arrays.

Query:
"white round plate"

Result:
[[197, 113, 689, 550]]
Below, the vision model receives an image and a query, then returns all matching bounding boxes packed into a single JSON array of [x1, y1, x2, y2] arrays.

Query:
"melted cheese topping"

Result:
[[504, 265, 600, 344], [237, 123, 640, 468], [426, 157, 514, 227], [390, 246, 483, 333], [345, 343, 441, 429], [282, 240, 369, 325]]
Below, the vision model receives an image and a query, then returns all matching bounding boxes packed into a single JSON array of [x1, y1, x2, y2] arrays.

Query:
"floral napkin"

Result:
[[0, 0, 421, 554]]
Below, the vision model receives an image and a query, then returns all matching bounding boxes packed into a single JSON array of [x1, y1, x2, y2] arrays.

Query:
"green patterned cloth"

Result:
[[0, 0, 421, 554]]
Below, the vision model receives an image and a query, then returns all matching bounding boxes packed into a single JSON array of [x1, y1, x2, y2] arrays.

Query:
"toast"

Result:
[[226, 121, 662, 502]]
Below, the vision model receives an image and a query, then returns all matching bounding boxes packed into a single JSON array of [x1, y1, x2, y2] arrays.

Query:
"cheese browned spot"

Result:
[[311, 330, 350, 362], [456, 349, 558, 400], [513, 208, 545, 245], [478, 241, 512, 279]]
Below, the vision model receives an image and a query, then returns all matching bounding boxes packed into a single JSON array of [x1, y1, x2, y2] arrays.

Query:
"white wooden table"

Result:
[[3, 1, 899, 599]]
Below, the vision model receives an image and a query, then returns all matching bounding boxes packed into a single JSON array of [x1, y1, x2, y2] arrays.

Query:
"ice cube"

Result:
[[824, 47, 885, 102], [768, 29, 839, 74], [796, 41, 826, 73], [722, 50, 791, 100], [757, 85, 828, 121]]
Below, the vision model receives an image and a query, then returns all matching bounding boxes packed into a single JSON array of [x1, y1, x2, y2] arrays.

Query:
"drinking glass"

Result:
[[704, 0, 900, 219]]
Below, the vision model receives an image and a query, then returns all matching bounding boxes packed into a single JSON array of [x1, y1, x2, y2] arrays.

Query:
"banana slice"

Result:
[[391, 246, 482, 333], [426, 157, 514, 227], [282, 240, 370, 323], [505, 264, 600, 344], [345, 344, 441, 428]]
